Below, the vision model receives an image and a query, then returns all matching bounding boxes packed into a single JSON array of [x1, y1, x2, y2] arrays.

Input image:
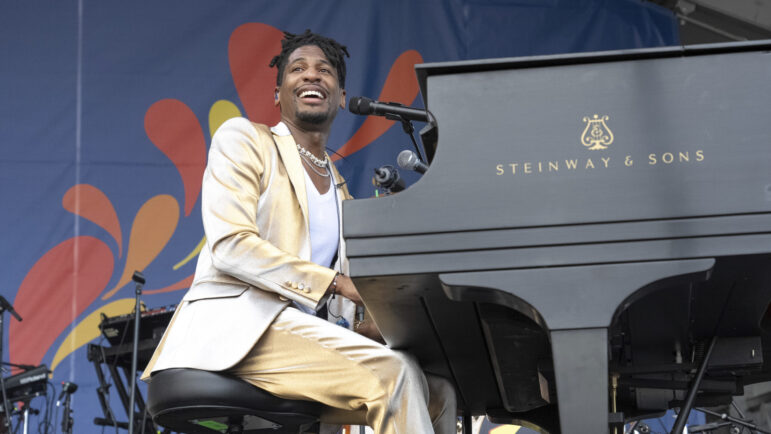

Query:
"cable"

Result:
[[326, 147, 348, 164], [729, 400, 751, 434], [51, 382, 59, 434], [656, 416, 669, 433], [730, 400, 747, 419], [38, 380, 55, 434], [140, 406, 150, 433], [673, 282, 739, 433]]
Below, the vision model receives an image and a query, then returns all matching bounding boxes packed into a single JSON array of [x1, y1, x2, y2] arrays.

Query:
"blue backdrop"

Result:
[[0, 1, 678, 432]]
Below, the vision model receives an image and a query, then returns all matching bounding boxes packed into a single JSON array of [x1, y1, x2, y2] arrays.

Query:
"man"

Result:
[[143, 30, 456, 433]]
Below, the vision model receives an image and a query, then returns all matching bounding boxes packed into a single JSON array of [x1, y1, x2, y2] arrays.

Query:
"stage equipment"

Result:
[[690, 406, 771, 434], [0, 295, 22, 433], [99, 304, 175, 347], [57, 381, 77, 434], [128, 271, 144, 434], [349, 95, 433, 171], [0, 364, 49, 434], [1, 365, 48, 403], [89, 302, 175, 433], [372, 165, 404, 193], [348, 96, 429, 123], [397, 150, 428, 174]]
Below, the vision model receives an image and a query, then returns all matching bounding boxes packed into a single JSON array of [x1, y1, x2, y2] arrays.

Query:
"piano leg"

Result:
[[462, 410, 472, 434], [551, 327, 608, 434]]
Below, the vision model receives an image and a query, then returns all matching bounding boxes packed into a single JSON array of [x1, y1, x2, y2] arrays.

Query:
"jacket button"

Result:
[[302, 288, 310, 294], [279, 295, 289, 301], [291, 282, 298, 289]]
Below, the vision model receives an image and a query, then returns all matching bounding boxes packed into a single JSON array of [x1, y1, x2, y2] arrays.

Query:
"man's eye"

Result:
[[320, 68, 330, 74], [292, 66, 303, 72]]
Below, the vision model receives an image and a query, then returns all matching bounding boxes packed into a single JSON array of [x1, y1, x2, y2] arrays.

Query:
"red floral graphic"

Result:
[[11, 237, 114, 368], [144, 99, 208, 217]]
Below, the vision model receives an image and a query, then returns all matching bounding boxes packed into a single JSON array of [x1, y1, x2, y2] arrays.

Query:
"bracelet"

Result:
[[330, 272, 340, 299]]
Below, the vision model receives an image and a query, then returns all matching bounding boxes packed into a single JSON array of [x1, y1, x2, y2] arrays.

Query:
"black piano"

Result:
[[342, 40, 771, 432]]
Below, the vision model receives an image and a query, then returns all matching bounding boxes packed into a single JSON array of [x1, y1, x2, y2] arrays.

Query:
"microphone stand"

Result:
[[60, 385, 76, 434], [0, 295, 22, 434], [127, 271, 145, 434], [388, 114, 426, 164], [20, 402, 37, 434], [0, 362, 35, 371]]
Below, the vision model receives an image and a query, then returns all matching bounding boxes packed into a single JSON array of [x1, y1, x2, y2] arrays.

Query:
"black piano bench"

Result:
[[146, 368, 324, 434]]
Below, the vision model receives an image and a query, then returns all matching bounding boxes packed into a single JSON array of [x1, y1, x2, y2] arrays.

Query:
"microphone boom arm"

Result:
[[391, 115, 426, 165]]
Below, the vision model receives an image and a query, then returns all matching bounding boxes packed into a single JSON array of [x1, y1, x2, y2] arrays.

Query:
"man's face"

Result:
[[275, 44, 346, 128]]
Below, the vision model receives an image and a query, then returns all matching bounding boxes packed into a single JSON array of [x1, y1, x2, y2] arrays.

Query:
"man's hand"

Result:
[[326, 274, 385, 342], [355, 318, 385, 344], [332, 274, 363, 305]]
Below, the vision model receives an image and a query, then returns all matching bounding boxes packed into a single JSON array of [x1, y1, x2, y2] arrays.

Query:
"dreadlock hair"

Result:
[[269, 29, 350, 88]]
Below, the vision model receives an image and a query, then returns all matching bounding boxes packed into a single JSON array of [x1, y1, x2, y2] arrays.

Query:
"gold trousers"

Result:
[[226, 307, 457, 434]]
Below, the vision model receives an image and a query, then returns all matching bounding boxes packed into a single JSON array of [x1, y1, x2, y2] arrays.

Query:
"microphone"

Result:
[[0, 296, 22, 322], [131, 271, 146, 285], [372, 165, 405, 193], [397, 150, 429, 174], [57, 381, 78, 406], [349, 96, 429, 123]]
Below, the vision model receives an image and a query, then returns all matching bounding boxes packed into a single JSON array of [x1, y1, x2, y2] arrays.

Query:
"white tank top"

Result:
[[292, 170, 339, 316], [304, 169, 339, 269], [301, 169, 356, 327]]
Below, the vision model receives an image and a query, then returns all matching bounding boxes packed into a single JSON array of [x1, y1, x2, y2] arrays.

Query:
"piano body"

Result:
[[342, 40, 771, 432]]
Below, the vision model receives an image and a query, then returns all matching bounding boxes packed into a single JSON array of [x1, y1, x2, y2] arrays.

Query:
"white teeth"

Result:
[[299, 90, 324, 99]]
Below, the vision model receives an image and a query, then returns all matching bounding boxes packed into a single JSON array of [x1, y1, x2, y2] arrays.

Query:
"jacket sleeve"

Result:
[[200, 117, 336, 309]]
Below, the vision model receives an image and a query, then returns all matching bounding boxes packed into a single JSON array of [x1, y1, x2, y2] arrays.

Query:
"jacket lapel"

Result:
[[329, 161, 352, 201], [273, 133, 309, 229], [329, 160, 351, 274]]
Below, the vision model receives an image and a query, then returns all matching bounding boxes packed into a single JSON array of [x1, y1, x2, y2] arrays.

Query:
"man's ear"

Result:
[[339, 89, 346, 110], [274, 87, 280, 107]]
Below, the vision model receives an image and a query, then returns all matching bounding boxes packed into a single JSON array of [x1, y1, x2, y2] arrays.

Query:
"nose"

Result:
[[302, 67, 321, 82]]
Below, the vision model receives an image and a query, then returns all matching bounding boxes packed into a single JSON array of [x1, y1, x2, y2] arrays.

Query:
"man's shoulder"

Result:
[[211, 118, 278, 156], [247, 120, 273, 136], [217, 117, 273, 138]]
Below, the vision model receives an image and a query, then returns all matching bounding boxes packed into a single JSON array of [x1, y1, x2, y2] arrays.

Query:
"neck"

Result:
[[282, 118, 330, 158]]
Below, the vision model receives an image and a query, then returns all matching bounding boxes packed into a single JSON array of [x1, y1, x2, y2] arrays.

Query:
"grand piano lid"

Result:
[[345, 38, 771, 241], [415, 39, 771, 109]]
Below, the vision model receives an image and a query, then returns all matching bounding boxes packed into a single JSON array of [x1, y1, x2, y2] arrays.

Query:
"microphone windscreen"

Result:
[[397, 149, 417, 170], [348, 96, 372, 115], [348, 97, 362, 114]]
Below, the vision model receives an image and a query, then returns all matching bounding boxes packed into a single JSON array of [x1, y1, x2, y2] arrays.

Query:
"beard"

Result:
[[296, 109, 330, 125]]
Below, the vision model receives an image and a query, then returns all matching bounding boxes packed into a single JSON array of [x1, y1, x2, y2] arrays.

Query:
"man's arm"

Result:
[[331, 274, 385, 342]]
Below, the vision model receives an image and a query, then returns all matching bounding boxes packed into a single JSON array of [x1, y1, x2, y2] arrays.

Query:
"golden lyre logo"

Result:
[[581, 114, 614, 150]]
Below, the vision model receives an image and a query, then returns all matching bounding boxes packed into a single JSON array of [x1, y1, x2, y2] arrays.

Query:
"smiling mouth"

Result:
[[298, 89, 326, 101]]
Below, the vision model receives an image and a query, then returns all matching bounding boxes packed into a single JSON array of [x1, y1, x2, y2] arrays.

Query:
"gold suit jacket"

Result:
[[144, 117, 352, 375]]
